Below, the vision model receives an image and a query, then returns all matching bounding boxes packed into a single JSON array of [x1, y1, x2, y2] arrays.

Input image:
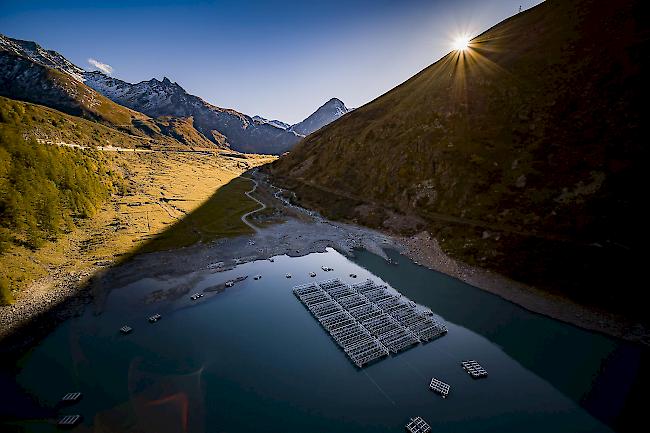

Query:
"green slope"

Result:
[[0, 128, 123, 304], [270, 0, 649, 317], [0, 96, 147, 148]]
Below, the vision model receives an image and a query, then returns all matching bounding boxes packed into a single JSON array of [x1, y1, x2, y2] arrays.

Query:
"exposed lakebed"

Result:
[[2, 248, 642, 432]]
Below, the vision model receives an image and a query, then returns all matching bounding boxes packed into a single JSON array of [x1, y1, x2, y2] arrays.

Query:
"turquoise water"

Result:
[[2, 248, 641, 432]]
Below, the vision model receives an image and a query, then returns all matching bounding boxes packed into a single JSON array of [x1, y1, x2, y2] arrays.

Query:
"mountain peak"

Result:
[[84, 71, 300, 154], [0, 33, 85, 82], [326, 97, 345, 106], [144, 76, 180, 90], [289, 97, 350, 135]]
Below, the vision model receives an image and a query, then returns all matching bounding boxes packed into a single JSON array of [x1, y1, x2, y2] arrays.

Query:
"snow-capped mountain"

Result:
[[0, 48, 223, 151], [0, 49, 142, 127], [1, 32, 349, 154], [84, 71, 302, 154], [252, 115, 292, 131], [0, 34, 85, 82], [290, 98, 351, 136]]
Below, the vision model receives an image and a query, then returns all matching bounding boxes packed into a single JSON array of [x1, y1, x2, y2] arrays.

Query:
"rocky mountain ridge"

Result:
[[1, 33, 351, 154], [83, 71, 302, 153], [0, 34, 85, 82]]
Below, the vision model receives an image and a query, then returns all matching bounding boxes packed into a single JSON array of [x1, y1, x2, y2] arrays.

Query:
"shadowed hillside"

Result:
[[270, 0, 649, 318]]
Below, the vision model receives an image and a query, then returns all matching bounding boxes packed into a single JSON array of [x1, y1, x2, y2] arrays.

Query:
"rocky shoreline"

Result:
[[398, 231, 650, 346], [0, 269, 94, 357]]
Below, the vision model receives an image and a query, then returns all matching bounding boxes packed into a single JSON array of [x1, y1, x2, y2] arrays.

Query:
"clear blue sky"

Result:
[[1, 0, 543, 123]]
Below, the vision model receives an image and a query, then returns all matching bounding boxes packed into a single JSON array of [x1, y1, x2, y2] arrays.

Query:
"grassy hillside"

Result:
[[0, 129, 122, 303], [270, 0, 648, 318], [0, 96, 224, 152], [155, 116, 217, 149], [0, 96, 148, 148], [140, 177, 257, 252]]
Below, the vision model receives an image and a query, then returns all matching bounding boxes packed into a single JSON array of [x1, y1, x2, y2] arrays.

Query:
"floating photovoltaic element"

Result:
[[293, 279, 447, 367]]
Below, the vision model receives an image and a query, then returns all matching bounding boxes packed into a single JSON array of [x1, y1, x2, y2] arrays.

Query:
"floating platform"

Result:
[[293, 279, 447, 368], [429, 377, 450, 398], [405, 416, 431, 433], [148, 314, 161, 323], [461, 360, 488, 379], [58, 414, 82, 427], [190, 293, 204, 300], [61, 392, 82, 403], [120, 326, 132, 334]]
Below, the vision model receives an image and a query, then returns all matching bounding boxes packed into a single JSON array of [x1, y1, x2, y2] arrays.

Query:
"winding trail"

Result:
[[240, 176, 266, 232]]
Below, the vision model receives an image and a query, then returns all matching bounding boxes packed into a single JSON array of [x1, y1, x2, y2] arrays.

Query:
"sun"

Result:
[[452, 35, 471, 51]]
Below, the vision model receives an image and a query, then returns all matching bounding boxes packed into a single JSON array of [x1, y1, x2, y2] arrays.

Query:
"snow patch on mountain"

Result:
[[84, 71, 303, 154], [0, 34, 86, 82], [0, 32, 348, 154], [290, 98, 351, 136], [252, 115, 292, 131]]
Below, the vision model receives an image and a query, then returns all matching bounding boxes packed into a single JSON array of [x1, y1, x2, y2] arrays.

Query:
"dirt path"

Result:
[[35, 139, 225, 155], [240, 175, 266, 232]]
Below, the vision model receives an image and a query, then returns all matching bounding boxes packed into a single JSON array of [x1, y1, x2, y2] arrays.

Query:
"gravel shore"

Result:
[[0, 268, 95, 354], [397, 231, 650, 346]]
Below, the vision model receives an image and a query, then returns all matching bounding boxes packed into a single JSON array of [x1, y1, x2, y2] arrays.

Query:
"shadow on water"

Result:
[[0, 172, 260, 431], [1, 171, 259, 346], [349, 248, 650, 433]]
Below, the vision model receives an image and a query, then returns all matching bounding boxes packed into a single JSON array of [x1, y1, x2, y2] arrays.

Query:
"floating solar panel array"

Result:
[[429, 377, 451, 398], [293, 278, 447, 368], [58, 414, 82, 427], [461, 360, 489, 379], [61, 392, 82, 403], [405, 416, 432, 433]]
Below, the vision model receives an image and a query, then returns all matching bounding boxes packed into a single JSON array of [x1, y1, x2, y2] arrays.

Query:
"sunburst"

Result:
[[452, 34, 471, 51]]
